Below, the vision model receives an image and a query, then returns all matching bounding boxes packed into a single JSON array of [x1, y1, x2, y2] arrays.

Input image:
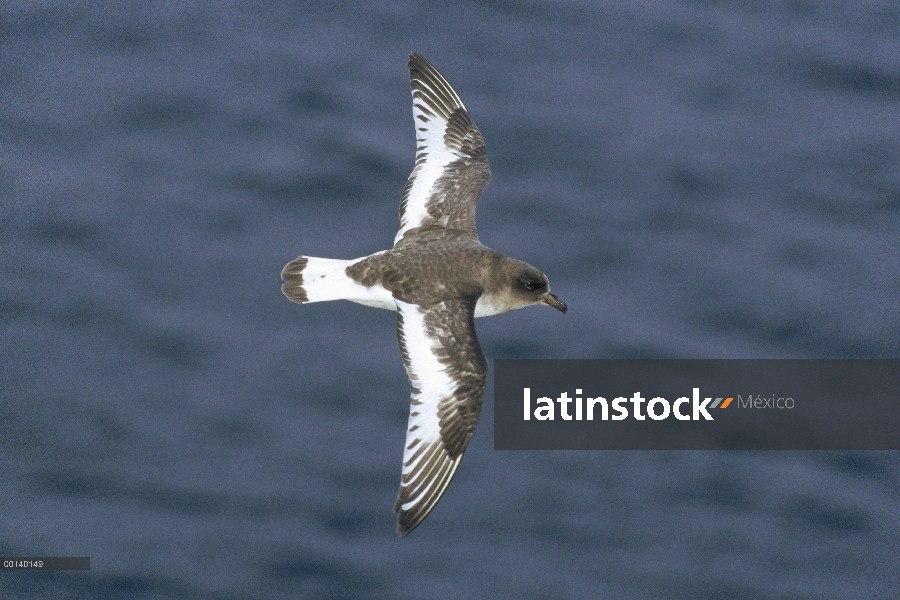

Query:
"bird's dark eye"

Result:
[[524, 280, 539, 290]]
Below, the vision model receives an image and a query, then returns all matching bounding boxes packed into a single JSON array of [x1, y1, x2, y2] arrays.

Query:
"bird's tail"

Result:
[[281, 256, 360, 304]]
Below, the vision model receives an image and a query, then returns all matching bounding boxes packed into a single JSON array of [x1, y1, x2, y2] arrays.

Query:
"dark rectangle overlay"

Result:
[[1, 557, 90, 570], [494, 359, 900, 450]]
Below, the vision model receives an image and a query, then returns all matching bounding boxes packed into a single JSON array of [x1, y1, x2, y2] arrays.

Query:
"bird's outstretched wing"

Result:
[[393, 297, 487, 535], [395, 53, 491, 246]]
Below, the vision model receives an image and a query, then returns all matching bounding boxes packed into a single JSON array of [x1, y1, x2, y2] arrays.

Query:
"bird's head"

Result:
[[512, 265, 567, 314]]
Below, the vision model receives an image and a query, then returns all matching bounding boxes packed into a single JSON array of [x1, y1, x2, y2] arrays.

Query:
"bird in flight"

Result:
[[282, 53, 566, 535]]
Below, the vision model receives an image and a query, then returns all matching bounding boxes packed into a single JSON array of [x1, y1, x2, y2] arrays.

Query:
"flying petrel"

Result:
[[282, 52, 566, 536]]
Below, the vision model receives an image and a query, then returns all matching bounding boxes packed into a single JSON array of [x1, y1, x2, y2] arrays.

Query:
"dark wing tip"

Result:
[[406, 52, 465, 116], [396, 514, 418, 537], [408, 51, 427, 67], [408, 52, 429, 77], [395, 494, 423, 537], [393, 443, 465, 537], [394, 491, 440, 537]]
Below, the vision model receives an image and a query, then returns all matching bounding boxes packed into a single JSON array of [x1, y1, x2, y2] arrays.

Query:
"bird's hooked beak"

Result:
[[541, 292, 567, 314]]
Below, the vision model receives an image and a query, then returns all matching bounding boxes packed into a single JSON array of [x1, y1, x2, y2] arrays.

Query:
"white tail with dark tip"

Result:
[[281, 254, 396, 310]]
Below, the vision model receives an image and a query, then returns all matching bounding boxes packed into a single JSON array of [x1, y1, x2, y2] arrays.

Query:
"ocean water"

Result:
[[1, 1, 898, 598]]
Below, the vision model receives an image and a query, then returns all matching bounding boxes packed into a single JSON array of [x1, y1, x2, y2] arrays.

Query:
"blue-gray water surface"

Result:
[[2, 1, 899, 598]]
